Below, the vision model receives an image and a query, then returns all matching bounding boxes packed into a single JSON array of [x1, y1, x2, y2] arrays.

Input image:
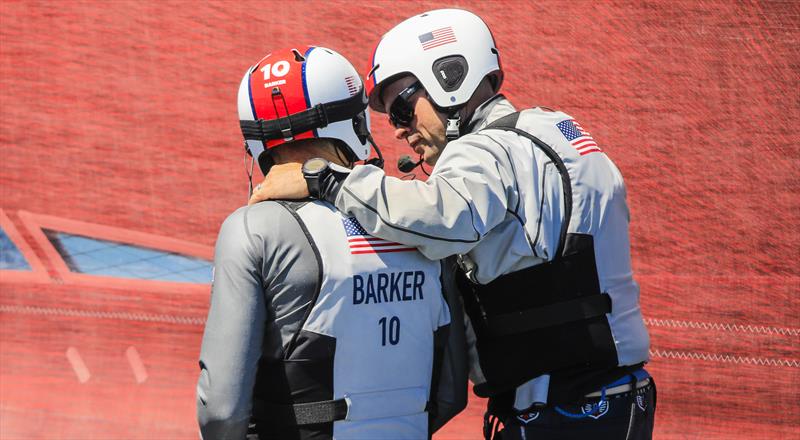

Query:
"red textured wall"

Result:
[[1, 1, 798, 439]]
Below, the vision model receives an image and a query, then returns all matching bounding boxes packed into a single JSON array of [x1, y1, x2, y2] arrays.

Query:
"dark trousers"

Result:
[[490, 380, 657, 440]]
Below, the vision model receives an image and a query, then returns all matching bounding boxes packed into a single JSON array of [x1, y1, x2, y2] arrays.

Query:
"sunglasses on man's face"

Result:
[[388, 81, 424, 128]]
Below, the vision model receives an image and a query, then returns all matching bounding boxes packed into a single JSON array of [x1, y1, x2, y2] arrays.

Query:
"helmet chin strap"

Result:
[[364, 135, 385, 169], [444, 99, 481, 143], [244, 143, 255, 200]]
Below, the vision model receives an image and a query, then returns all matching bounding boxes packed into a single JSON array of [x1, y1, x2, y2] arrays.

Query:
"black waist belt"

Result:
[[253, 398, 434, 426], [487, 294, 611, 336], [253, 398, 348, 426]]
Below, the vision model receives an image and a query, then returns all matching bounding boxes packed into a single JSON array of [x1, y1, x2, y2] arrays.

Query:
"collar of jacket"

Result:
[[463, 94, 515, 134]]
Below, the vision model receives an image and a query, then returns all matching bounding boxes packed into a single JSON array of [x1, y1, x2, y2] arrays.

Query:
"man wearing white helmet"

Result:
[[251, 9, 655, 440], [197, 46, 467, 440]]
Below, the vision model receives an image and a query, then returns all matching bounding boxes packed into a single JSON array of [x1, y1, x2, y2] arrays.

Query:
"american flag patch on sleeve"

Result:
[[556, 119, 603, 156], [342, 217, 415, 255]]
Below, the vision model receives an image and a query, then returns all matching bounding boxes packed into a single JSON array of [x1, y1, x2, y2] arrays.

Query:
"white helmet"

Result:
[[238, 46, 371, 174], [366, 8, 503, 114]]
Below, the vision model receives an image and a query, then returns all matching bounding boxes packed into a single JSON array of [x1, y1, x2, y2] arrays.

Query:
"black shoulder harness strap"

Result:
[[251, 201, 349, 426], [275, 200, 323, 356], [484, 111, 573, 259], [459, 112, 617, 397], [478, 112, 611, 337]]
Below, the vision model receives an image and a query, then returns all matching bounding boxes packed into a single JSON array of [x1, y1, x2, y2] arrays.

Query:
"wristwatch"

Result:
[[302, 157, 331, 199]]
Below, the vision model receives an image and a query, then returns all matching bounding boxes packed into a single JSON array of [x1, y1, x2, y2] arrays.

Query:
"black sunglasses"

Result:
[[388, 81, 424, 128]]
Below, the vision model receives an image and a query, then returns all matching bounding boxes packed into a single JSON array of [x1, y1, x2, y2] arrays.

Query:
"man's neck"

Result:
[[464, 94, 507, 134], [271, 143, 350, 167]]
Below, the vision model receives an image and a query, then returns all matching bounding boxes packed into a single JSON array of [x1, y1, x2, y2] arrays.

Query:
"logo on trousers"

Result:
[[636, 394, 647, 411], [517, 411, 540, 424], [581, 399, 609, 419]]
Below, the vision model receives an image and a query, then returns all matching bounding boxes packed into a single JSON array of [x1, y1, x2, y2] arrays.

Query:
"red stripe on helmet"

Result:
[[364, 41, 380, 98], [249, 46, 314, 149]]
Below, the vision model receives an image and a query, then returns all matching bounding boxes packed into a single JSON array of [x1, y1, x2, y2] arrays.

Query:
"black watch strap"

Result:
[[318, 165, 349, 202], [303, 158, 330, 199], [306, 173, 323, 199], [304, 162, 349, 202]]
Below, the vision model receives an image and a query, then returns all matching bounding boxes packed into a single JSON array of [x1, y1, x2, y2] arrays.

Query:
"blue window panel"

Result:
[[114, 243, 173, 262], [131, 258, 212, 283], [146, 253, 209, 271], [118, 259, 175, 279], [62, 246, 135, 272], [65, 252, 106, 272], [152, 268, 212, 284], [53, 234, 110, 256], [175, 265, 213, 283], [92, 266, 140, 279], [44, 230, 212, 284], [0, 227, 31, 271]]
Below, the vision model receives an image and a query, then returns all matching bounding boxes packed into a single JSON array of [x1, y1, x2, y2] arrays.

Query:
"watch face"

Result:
[[303, 157, 329, 175]]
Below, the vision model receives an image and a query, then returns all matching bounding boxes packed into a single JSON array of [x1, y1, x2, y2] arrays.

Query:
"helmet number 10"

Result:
[[378, 316, 400, 346], [260, 60, 290, 81]]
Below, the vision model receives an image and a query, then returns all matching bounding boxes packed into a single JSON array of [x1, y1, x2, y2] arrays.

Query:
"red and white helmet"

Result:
[[366, 8, 503, 113], [238, 46, 371, 174]]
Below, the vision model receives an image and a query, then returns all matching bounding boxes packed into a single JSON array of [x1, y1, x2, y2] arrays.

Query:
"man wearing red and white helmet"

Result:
[[197, 46, 467, 440], [251, 9, 655, 440]]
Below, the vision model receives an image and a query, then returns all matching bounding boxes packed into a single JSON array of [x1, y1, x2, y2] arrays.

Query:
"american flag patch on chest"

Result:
[[341, 217, 416, 255]]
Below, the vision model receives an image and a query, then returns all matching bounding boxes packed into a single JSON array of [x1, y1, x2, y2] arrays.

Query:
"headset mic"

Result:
[[397, 154, 423, 173]]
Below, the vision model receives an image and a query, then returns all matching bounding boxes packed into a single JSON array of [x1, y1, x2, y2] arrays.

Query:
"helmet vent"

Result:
[[291, 49, 305, 62]]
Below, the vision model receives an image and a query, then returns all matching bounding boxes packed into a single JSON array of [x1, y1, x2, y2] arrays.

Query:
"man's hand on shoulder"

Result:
[[248, 162, 308, 205]]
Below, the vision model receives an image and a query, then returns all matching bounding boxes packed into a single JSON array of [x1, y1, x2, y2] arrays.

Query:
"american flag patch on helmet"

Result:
[[418, 27, 457, 51]]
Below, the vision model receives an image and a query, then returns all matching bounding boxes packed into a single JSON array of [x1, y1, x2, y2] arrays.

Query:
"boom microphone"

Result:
[[397, 155, 423, 173]]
